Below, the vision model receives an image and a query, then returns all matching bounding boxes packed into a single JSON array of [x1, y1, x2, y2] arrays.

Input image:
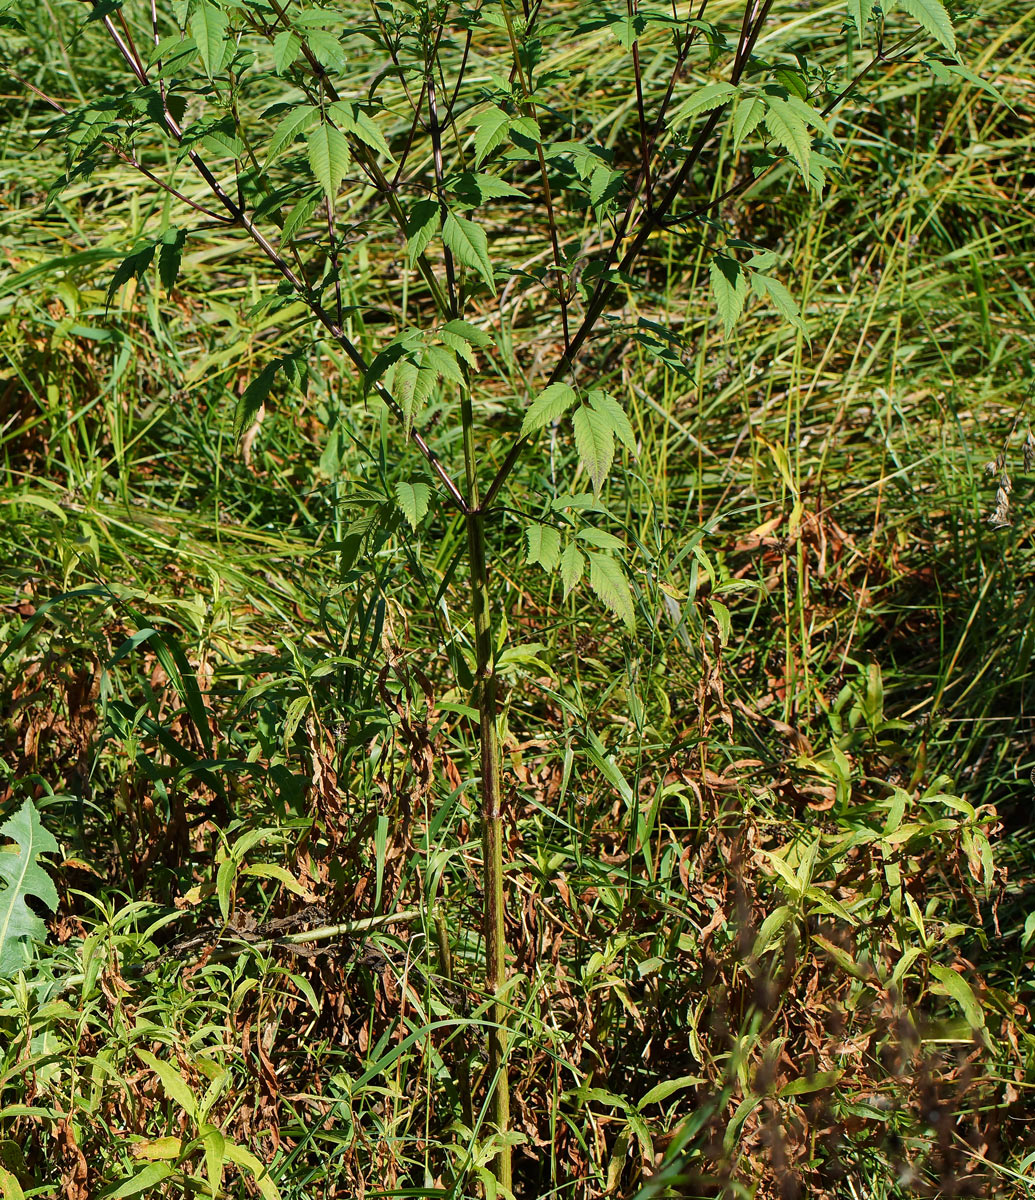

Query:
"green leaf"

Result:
[[280, 193, 320, 243], [191, 2, 228, 77], [764, 96, 811, 182], [268, 105, 318, 162], [393, 357, 438, 433], [560, 542, 585, 597], [929, 964, 985, 1029], [588, 390, 636, 452], [573, 403, 615, 492], [222, 1143, 281, 1200], [442, 318, 493, 349], [306, 123, 350, 198], [526, 524, 561, 571], [847, 0, 874, 37], [448, 171, 527, 204], [751, 273, 806, 334], [472, 106, 511, 166], [709, 257, 748, 337], [895, 0, 955, 52], [588, 553, 635, 630], [328, 101, 394, 162], [671, 81, 738, 122], [158, 226, 185, 292], [732, 95, 766, 149], [135, 1049, 199, 1118], [106, 241, 157, 308], [405, 199, 440, 267], [0, 799, 58, 978], [234, 360, 278, 440], [272, 29, 300, 73], [521, 382, 578, 436], [101, 1163, 175, 1199], [442, 212, 496, 293], [395, 481, 431, 530]]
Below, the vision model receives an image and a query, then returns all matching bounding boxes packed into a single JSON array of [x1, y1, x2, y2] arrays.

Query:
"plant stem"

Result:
[[459, 382, 511, 1190]]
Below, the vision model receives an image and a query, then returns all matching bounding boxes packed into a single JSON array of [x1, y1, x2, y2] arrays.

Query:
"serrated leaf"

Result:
[[448, 171, 526, 204], [191, 2, 228, 77], [442, 318, 493, 348], [847, 0, 874, 37], [588, 553, 635, 630], [234, 360, 277, 440], [896, 0, 955, 52], [573, 403, 615, 492], [422, 344, 464, 385], [525, 524, 561, 571], [328, 101, 394, 162], [764, 96, 811, 182], [405, 198, 439, 267], [442, 212, 496, 293], [751, 273, 806, 334], [268, 105, 319, 162], [560, 542, 585, 597], [158, 226, 185, 292], [393, 357, 437, 433], [732, 95, 766, 149], [588, 390, 636, 452], [709, 256, 748, 337], [106, 241, 156, 308], [273, 29, 300, 73], [671, 81, 738, 122], [280, 193, 320, 243], [306, 123, 350, 198], [0, 799, 58, 978], [578, 527, 624, 550], [521, 382, 578, 436], [472, 106, 511, 165], [394, 481, 431, 530]]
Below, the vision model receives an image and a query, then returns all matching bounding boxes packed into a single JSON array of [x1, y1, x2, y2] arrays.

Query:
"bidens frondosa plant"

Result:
[[3, 0, 975, 1186]]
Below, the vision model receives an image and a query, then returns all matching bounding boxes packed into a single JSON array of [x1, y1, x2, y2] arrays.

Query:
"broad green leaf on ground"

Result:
[[764, 96, 811, 182], [559, 541, 585, 597], [191, 2, 228, 77], [895, 0, 955, 52], [573, 403, 615, 492], [526, 523, 561, 571], [588, 553, 635, 630], [395, 481, 431, 529], [442, 212, 496, 293], [0, 799, 59, 978], [307, 123, 350, 197], [521, 382, 577, 436], [710, 256, 748, 336]]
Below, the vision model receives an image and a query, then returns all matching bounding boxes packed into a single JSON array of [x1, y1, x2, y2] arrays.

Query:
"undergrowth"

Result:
[[1, 0, 1035, 1197]]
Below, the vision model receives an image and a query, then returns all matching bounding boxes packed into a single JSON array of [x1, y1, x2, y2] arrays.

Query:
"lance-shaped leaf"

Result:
[[472, 106, 511, 165], [0, 799, 59, 978], [395, 481, 431, 530], [896, 0, 955, 52], [442, 212, 496, 294], [521, 382, 578, 436], [709, 256, 748, 337], [764, 96, 811, 182], [406, 199, 440, 267], [192, 2, 228, 77], [847, 0, 875, 37], [588, 553, 636, 630], [307, 123, 350, 198], [559, 542, 585, 597], [525, 523, 561, 571], [573, 402, 615, 492]]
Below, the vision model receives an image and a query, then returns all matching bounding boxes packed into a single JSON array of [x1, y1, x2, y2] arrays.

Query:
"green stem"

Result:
[[460, 383, 511, 1191]]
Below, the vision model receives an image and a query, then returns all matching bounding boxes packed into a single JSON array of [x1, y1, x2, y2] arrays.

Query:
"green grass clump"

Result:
[[1, 0, 1035, 1197]]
